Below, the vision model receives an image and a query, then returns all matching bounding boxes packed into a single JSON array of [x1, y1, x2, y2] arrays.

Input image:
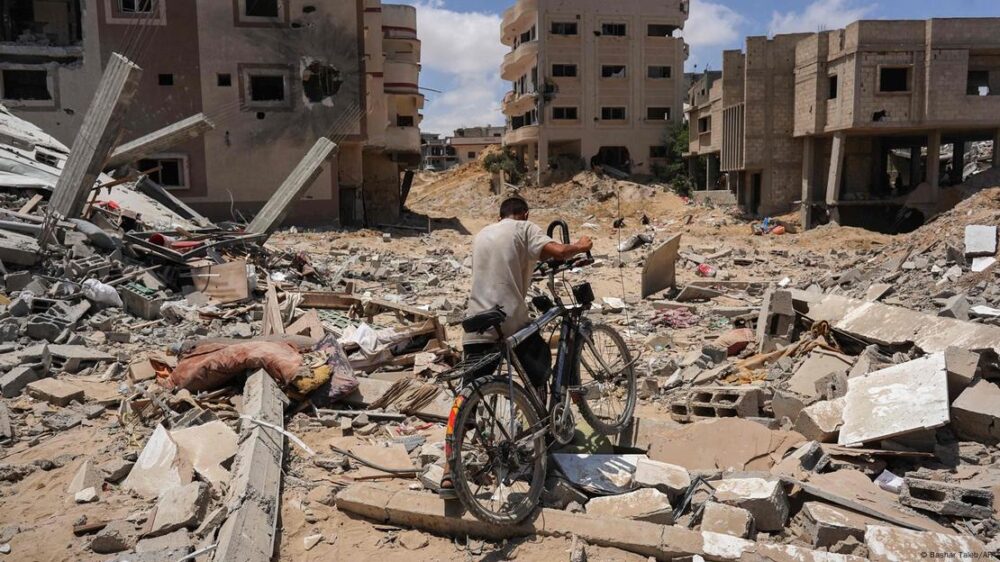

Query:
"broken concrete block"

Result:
[[839, 353, 949, 447], [756, 290, 795, 353], [99, 459, 135, 483], [670, 386, 762, 422], [168, 420, 238, 487], [771, 390, 811, 423], [148, 482, 209, 537], [865, 283, 893, 302], [787, 349, 853, 399], [633, 458, 691, 497], [90, 521, 139, 554], [944, 347, 980, 397], [701, 501, 753, 538], [585, 488, 673, 525], [134, 529, 192, 554], [25, 378, 85, 407], [794, 398, 845, 443], [712, 478, 789, 532], [122, 425, 193, 499], [75, 486, 99, 503], [67, 459, 104, 496], [866, 525, 992, 562], [965, 225, 997, 258], [800, 501, 877, 548], [0, 366, 42, 398], [939, 294, 970, 321], [951, 379, 1000, 444], [900, 478, 993, 519]]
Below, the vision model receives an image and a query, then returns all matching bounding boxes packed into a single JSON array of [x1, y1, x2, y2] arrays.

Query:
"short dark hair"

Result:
[[500, 197, 529, 218]]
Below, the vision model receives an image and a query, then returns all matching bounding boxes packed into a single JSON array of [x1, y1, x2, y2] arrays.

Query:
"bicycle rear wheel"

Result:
[[575, 323, 636, 435], [447, 378, 546, 525]]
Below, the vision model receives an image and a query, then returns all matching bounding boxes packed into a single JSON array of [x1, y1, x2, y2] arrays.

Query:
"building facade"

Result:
[[0, 0, 422, 226], [450, 126, 504, 165], [500, 0, 689, 182], [420, 133, 458, 171], [687, 19, 1000, 230]]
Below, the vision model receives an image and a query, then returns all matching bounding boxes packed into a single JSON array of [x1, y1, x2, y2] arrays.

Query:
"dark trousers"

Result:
[[464, 332, 551, 388]]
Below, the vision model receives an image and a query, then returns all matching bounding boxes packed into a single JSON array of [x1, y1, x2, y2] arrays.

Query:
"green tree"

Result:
[[482, 148, 522, 184], [653, 121, 694, 195]]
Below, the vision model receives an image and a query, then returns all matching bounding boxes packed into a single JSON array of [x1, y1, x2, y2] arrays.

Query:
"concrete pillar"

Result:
[[825, 132, 846, 224], [993, 129, 1000, 168], [949, 142, 965, 185], [537, 139, 548, 184], [107, 113, 214, 170], [909, 146, 922, 188], [706, 155, 719, 190], [526, 143, 537, 174], [927, 130, 941, 203], [801, 136, 816, 230], [247, 138, 338, 235]]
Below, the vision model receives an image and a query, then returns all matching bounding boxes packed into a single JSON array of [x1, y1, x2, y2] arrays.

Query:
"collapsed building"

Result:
[[0, 0, 423, 227], [500, 0, 690, 182], [685, 18, 1000, 231], [419, 126, 504, 171]]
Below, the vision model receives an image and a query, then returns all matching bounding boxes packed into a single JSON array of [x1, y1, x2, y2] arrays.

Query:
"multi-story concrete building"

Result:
[[0, 0, 422, 227], [500, 0, 689, 182], [421, 133, 458, 171], [450, 126, 504, 165], [687, 18, 1000, 231]]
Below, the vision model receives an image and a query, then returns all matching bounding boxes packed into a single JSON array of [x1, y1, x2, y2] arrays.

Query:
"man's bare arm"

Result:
[[540, 237, 593, 261]]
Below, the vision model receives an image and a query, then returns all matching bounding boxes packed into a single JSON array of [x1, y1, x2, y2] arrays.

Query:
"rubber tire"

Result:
[[447, 378, 546, 526], [575, 323, 637, 435]]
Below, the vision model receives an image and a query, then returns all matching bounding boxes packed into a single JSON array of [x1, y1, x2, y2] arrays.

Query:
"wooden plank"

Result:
[[17, 194, 43, 215], [285, 310, 325, 339], [190, 259, 250, 304], [260, 283, 285, 337]]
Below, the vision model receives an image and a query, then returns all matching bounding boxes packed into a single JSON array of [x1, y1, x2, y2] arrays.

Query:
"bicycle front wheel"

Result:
[[447, 378, 546, 525], [575, 323, 636, 435]]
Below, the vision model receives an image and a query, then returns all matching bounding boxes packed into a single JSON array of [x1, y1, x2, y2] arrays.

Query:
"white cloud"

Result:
[[682, 0, 745, 70], [408, 1, 507, 134], [769, 0, 877, 35]]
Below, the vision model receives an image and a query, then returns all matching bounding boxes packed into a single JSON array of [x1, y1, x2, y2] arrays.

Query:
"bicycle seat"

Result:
[[462, 307, 507, 334]]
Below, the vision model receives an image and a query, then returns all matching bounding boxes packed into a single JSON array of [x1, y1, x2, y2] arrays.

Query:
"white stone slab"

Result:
[[965, 225, 997, 257], [971, 256, 996, 273], [552, 454, 644, 495], [838, 353, 949, 447]]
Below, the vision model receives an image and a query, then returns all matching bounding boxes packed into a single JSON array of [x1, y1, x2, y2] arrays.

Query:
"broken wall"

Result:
[[362, 151, 401, 226]]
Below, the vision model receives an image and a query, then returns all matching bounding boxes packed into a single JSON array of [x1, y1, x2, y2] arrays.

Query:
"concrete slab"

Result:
[[952, 379, 1000, 444], [866, 526, 991, 562], [794, 398, 845, 443], [701, 502, 753, 538], [169, 421, 238, 486], [839, 353, 949, 447], [641, 234, 681, 299], [633, 458, 691, 497], [107, 113, 214, 169], [0, 229, 40, 266], [800, 501, 878, 548], [964, 225, 997, 257], [148, 482, 209, 537], [644, 419, 805, 472], [788, 350, 853, 399], [25, 378, 84, 407], [552, 454, 642, 495], [712, 478, 789, 532], [585, 488, 673, 525], [122, 425, 193, 499]]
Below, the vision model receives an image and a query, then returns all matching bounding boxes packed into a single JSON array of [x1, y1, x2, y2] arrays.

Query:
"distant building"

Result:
[[421, 133, 458, 170], [686, 18, 1000, 231], [499, 0, 690, 182], [450, 126, 505, 164], [0, 0, 423, 227]]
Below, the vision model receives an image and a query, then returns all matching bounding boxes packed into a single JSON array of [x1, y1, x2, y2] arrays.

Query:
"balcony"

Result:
[[502, 90, 538, 116], [504, 125, 540, 146], [500, 40, 538, 81], [384, 126, 421, 154], [501, 0, 538, 46], [384, 61, 420, 95], [382, 4, 417, 32]]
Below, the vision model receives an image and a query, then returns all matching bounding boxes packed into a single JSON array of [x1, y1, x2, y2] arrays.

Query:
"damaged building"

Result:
[[0, 0, 422, 227], [500, 0, 690, 182], [685, 18, 1000, 232]]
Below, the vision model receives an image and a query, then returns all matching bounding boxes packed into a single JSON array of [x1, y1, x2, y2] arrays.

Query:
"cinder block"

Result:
[[793, 398, 845, 443], [951, 380, 1000, 444], [800, 501, 877, 547], [900, 478, 993, 519], [670, 387, 762, 423], [712, 478, 789, 532], [701, 501, 754, 538]]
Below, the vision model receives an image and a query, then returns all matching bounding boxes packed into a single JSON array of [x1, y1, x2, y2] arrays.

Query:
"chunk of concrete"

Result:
[[90, 521, 139, 554], [951, 379, 1000, 444], [633, 458, 691, 497], [0, 365, 41, 398], [712, 478, 789, 532], [169, 420, 238, 486], [944, 347, 980, 397], [838, 353, 949, 447], [641, 234, 681, 299], [135, 529, 192, 554], [122, 425, 193, 499], [148, 482, 209, 537], [756, 290, 795, 353], [938, 294, 970, 321], [787, 350, 853, 399], [99, 459, 134, 483], [964, 225, 997, 258], [800, 501, 878, 548], [866, 526, 991, 562], [75, 486, 99, 503], [900, 478, 994, 519], [67, 459, 103, 496], [794, 398, 845, 443], [701, 502, 754, 538], [584, 488, 674, 525], [25, 378, 84, 407]]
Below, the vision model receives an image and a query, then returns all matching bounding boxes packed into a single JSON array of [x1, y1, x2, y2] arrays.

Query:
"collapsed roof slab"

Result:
[[107, 113, 215, 170], [246, 138, 337, 236], [48, 53, 142, 220]]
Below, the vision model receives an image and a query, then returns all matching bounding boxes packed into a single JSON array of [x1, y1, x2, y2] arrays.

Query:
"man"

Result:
[[439, 196, 592, 499]]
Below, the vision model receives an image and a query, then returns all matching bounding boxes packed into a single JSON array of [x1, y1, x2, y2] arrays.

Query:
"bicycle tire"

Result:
[[447, 378, 546, 525], [575, 323, 637, 435]]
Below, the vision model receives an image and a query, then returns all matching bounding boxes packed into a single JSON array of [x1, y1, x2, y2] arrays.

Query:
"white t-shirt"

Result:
[[464, 219, 555, 344]]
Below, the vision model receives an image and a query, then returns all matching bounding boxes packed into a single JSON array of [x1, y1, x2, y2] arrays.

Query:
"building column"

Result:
[[526, 142, 537, 174], [927, 130, 941, 203], [825, 132, 847, 224], [801, 136, 816, 230], [950, 142, 965, 185], [909, 146, 922, 188], [993, 129, 1000, 168], [537, 139, 548, 185], [706, 155, 719, 190]]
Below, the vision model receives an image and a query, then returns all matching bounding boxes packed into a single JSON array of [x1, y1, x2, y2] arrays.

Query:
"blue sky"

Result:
[[400, 0, 1000, 134]]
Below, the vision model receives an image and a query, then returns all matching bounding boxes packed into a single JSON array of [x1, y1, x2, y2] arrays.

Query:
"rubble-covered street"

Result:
[[2, 88, 1000, 561]]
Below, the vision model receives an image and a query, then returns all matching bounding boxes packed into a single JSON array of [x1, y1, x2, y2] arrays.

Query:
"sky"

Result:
[[398, 0, 1000, 135]]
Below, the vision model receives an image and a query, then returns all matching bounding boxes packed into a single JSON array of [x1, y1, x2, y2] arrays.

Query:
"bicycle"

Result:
[[440, 220, 638, 525]]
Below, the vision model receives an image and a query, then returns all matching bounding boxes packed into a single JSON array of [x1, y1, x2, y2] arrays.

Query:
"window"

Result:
[[468, 152, 476, 159], [138, 157, 186, 189], [828, 75, 838, 99], [698, 116, 711, 133], [552, 107, 578, 120], [647, 24, 677, 37], [120, 0, 153, 13], [2, 70, 51, 101], [158, 74, 174, 86], [397, 115, 415, 127], [648, 66, 672, 79], [218, 74, 232, 87], [879, 67, 910, 93], [601, 23, 626, 37], [250, 75, 285, 101], [967, 70, 991, 96], [245, 0, 279, 18], [552, 64, 577, 78], [602, 65, 626, 78], [647, 107, 671, 121], [551, 22, 578, 36], [601, 107, 626, 120], [650, 146, 669, 158]]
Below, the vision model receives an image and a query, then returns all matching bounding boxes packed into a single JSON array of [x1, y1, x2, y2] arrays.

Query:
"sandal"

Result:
[[438, 476, 458, 500]]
